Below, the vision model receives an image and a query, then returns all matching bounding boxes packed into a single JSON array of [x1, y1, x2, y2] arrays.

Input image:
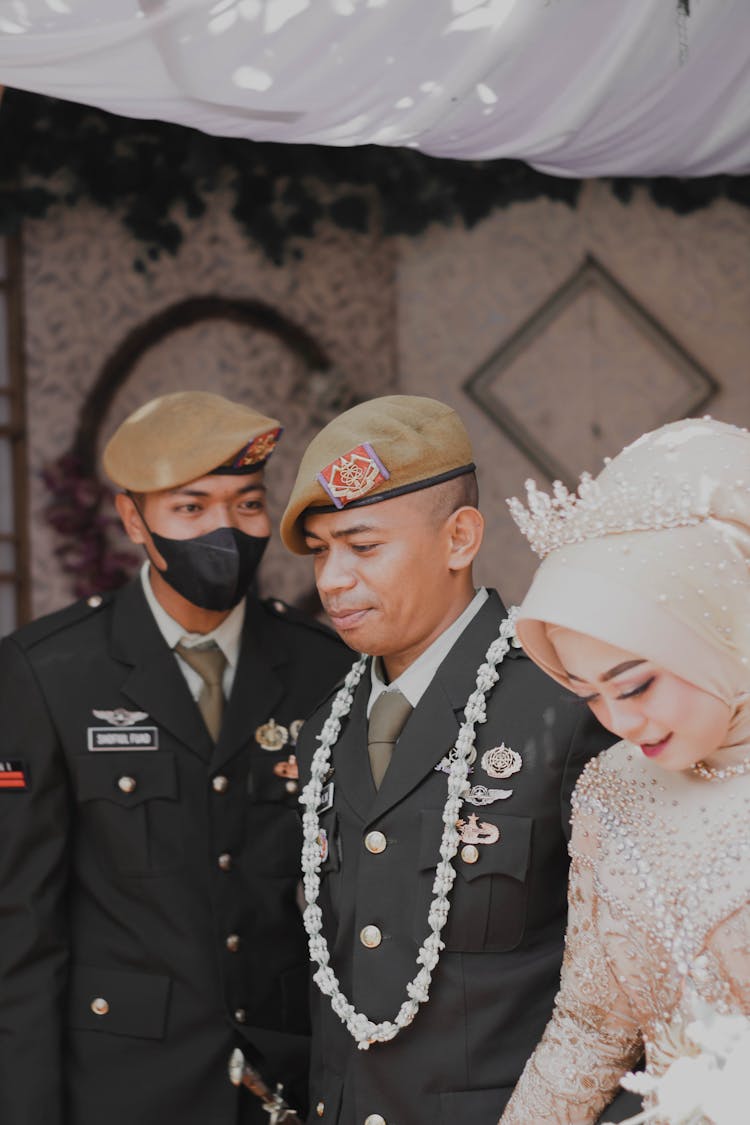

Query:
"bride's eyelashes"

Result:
[[569, 675, 657, 706], [618, 676, 656, 701]]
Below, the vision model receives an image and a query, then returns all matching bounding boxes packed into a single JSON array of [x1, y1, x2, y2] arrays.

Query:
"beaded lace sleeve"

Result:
[[500, 805, 642, 1125]]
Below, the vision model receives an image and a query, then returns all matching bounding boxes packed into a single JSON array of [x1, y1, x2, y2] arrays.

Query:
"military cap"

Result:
[[102, 391, 282, 492], [281, 394, 475, 554]]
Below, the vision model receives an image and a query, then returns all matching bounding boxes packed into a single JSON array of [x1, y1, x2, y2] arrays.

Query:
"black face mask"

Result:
[[147, 525, 269, 611]]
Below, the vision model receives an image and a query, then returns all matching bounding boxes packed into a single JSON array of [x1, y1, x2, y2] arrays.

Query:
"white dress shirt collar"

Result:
[[368, 587, 488, 716], [139, 561, 245, 668]]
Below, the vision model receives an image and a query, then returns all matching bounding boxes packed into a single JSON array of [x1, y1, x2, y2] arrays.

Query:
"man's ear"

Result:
[[446, 506, 484, 572], [115, 492, 149, 546]]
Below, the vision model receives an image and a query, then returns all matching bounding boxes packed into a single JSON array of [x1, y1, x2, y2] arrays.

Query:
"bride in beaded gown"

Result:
[[499, 418, 750, 1125]]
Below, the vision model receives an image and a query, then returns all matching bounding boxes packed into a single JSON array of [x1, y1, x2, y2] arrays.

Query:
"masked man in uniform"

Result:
[[0, 391, 352, 1125], [280, 395, 640, 1125]]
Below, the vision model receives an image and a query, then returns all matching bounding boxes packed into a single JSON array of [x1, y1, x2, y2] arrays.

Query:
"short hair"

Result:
[[426, 472, 479, 526]]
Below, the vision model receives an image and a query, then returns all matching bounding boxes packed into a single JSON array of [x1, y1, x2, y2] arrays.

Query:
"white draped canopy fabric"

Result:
[[0, 0, 749, 176]]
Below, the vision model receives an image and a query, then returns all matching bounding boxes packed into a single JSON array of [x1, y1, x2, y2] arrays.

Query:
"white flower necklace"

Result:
[[299, 608, 519, 1050]]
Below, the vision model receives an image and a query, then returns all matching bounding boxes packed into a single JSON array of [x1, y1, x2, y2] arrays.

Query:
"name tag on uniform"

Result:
[[316, 781, 335, 814], [87, 727, 159, 751]]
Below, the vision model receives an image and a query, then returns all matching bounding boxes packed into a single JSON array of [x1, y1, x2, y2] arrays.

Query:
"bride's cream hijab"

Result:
[[514, 418, 750, 753]]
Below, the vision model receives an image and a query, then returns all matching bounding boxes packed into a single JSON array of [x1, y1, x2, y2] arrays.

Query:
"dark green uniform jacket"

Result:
[[296, 590, 630, 1125], [0, 577, 352, 1125]]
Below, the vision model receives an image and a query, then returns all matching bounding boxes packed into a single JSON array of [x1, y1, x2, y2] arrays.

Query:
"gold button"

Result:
[[316, 1103, 325, 1118], [364, 831, 387, 854], [461, 844, 479, 865], [226, 933, 240, 953], [117, 775, 137, 794], [285, 780, 299, 794], [87, 595, 103, 608], [364, 1116, 386, 1125], [212, 775, 229, 793], [234, 1008, 247, 1024], [360, 925, 382, 949], [218, 853, 233, 871], [90, 997, 109, 1016]]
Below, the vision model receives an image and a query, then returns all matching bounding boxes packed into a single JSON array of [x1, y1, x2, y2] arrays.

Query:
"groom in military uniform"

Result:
[[281, 395, 640, 1124], [0, 392, 351, 1125]]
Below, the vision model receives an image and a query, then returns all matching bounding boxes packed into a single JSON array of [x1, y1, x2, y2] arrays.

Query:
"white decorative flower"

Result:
[[614, 1001, 750, 1125]]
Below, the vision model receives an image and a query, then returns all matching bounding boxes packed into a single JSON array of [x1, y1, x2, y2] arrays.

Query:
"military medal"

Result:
[[481, 744, 522, 780], [464, 785, 512, 806], [93, 708, 149, 726], [289, 719, 304, 746], [456, 813, 501, 846], [255, 719, 289, 751], [316, 829, 329, 864], [273, 755, 299, 780]]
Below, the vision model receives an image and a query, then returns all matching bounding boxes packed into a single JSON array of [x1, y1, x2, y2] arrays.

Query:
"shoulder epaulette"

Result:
[[262, 597, 340, 640], [10, 591, 114, 651]]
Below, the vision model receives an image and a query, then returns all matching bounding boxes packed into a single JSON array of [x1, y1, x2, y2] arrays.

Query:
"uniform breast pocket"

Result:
[[414, 809, 532, 952], [71, 752, 180, 876]]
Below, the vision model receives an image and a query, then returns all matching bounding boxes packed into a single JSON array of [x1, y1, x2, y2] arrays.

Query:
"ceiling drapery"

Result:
[[0, 0, 749, 176]]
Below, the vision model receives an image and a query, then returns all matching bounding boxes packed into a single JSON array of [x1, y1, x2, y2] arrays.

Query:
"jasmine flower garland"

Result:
[[299, 609, 519, 1049]]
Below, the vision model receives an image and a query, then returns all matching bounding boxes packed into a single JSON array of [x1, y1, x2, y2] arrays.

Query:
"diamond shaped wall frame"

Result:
[[464, 255, 719, 487]]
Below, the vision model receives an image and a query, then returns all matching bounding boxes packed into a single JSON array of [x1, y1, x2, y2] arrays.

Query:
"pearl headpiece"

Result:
[[507, 468, 708, 560]]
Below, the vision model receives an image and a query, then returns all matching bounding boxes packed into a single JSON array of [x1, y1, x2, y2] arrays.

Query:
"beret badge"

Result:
[[229, 426, 283, 470], [317, 442, 390, 509]]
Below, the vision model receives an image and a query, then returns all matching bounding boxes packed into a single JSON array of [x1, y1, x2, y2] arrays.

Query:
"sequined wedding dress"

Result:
[[501, 740, 750, 1125]]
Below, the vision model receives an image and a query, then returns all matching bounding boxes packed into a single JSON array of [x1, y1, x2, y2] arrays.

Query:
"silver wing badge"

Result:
[[93, 709, 149, 726]]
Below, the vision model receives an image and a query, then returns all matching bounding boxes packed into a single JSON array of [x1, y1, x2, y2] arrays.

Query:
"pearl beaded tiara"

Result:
[[507, 469, 708, 560]]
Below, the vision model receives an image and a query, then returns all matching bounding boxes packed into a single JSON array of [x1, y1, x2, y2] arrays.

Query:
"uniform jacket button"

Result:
[[117, 776, 137, 794], [234, 1008, 247, 1024], [316, 1102, 325, 1118], [364, 830, 387, 854], [212, 775, 229, 793], [226, 933, 240, 952], [364, 1115, 386, 1125], [285, 780, 298, 794], [360, 925, 382, 949], [461, 844, 480, 865], [90, 997, 109, 1016], [87, 595, 103, 608], [218, 853, 233, 871]]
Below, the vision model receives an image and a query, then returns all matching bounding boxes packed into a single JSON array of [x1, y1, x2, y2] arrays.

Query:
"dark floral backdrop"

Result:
[[1, 90, 748, 268]]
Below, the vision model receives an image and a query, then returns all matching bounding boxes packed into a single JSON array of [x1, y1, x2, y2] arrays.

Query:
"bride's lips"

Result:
[[327, 608, 371, 631], [640, 734, 673, 758]]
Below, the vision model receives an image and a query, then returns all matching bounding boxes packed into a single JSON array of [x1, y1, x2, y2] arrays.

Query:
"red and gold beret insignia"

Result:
[[230, 427, 283, 469], [317, 443, 390, 509]]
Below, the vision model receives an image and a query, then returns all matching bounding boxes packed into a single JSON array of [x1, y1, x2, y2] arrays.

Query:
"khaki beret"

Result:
[[102, 391, 282, 492], [280, 395, 475, 554]]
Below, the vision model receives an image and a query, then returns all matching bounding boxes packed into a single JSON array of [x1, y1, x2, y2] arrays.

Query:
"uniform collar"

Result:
[[139, 561, 246, 669], [368, 587, 489, 715]]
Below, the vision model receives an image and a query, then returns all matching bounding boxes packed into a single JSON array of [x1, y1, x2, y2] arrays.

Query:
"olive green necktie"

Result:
[[175, 640, 227, 743], [367, 689, 413, 789]]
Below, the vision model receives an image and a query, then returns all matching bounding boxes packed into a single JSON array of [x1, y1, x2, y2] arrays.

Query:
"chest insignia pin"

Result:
[[255, 719, 289, 751], [464, 785, 512, 806], [316, 828, 329, 863], [273, 754, 299, 780], [456, 814, 501, 846], [289, 719, 304, 746], [93, 708, 149, 726], [481, 744, 522, 780]]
